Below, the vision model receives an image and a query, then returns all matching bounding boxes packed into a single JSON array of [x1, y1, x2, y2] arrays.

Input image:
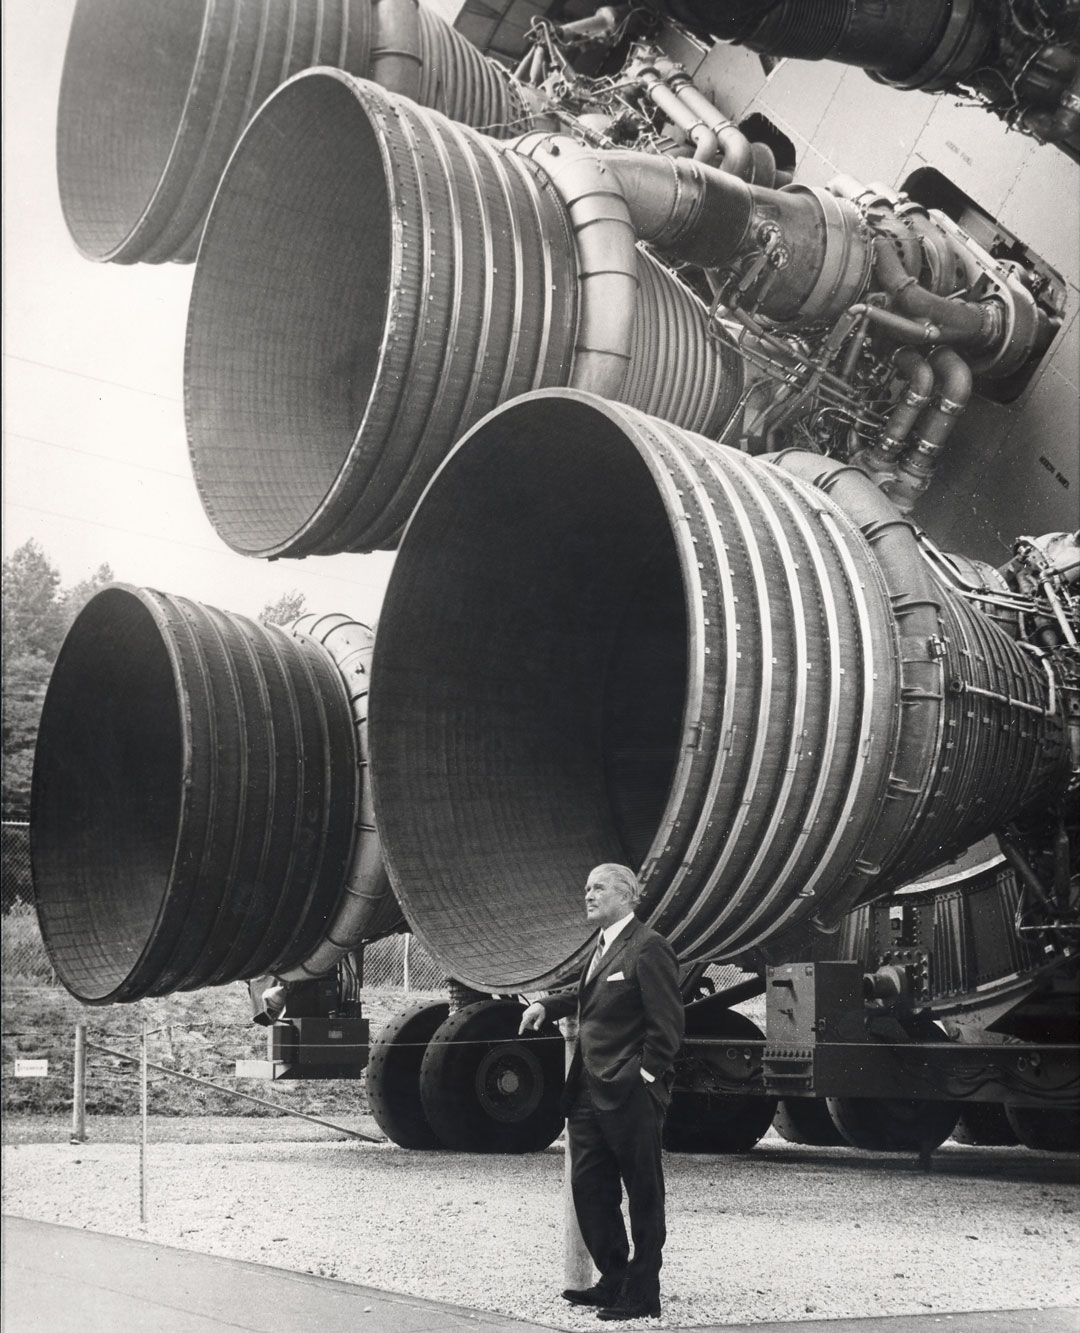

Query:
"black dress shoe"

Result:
[[561, 1283, 617, 1307], [595, 1298, 661, 1320]]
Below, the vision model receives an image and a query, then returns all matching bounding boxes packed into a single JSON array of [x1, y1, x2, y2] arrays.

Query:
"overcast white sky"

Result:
[[2, 0, 394, 623]]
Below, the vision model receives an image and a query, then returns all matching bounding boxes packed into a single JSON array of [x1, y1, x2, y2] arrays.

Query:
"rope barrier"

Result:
[[82, 1039, 384, 1144]]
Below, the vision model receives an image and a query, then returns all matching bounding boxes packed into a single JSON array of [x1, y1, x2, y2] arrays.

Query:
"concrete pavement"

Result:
[[3, 1217, 1077, 1333]]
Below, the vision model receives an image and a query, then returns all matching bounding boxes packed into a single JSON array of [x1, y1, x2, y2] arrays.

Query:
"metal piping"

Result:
[[634, 62, 721, 162], [659, 62, 754, 179], [185, 75, 743, 557], [366, 390, 1069, 991], [884, 346, 974, 512], [851, 346, 935, 482], [281, 613, 404, 981], [600, 151, 874, 321], [512, 135, 640, 398], [873, 235, 998, 350], [55, 0, 525, 265], [371, 0, 424, 99], [30, 587, 365, 1003]]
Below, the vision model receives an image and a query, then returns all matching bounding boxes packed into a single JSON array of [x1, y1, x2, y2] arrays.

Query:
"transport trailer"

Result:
[[29, 0, 1079, 1161], [232, 841, 1079, 1156]]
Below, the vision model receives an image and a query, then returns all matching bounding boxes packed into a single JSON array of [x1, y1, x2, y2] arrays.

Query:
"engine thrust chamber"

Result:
[[29, 586, 376, 1003], [367, 390, 1069, 992], [184, 73, 743, 557], [55, 0, 522, 263]]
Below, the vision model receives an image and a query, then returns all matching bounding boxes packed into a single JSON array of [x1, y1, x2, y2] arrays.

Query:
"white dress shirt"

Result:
[[595, 912, 656, 1083]]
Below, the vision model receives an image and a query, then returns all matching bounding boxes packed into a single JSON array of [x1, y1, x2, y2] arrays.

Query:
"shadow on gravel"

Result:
[[6, 1116, 1078, 1186], [1, 1115, 383, 1147], [669, 1141, 1080, 1186]]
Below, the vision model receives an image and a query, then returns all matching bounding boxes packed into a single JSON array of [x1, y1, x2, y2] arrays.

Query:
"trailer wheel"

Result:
[[951, 1103, 1019, 1146], [826, 1095, 959, 1153], [772, 1097, 846, 1146], [420, 999, 564, 1153], [366, 1001, 450, 1149], [664, 1009, 777, 1153], [1004, 1105, 1080, 1152]]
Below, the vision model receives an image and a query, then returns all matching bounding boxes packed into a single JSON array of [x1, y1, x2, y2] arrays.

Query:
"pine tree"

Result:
[[1, 542, 114, 817]]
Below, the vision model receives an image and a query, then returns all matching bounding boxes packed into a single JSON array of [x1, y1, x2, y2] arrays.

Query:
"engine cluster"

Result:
[[507, 7, 1068, 516], [647, 0, 1080, 161]]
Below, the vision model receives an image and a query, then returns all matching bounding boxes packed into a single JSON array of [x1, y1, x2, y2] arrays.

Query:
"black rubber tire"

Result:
[[420, 999, 564, 1153], [772, 1097, 846, 1146], [366, 1001, 449, 1149], [1004, 1104, 1080, 1152], [663, 1008, 777, 1153], [826, 1095, 960, 1153], [951, 1103, 1020, 1146]]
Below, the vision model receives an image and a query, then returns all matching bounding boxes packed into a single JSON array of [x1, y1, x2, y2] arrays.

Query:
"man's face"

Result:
[[584, 876, 632, 929]]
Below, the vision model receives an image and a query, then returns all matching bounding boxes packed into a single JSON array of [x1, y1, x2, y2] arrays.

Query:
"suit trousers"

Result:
[[567, 1077, 667, 1305]]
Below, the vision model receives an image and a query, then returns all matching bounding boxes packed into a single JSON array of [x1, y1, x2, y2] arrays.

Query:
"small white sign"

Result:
[[14, 1058, 49, 1078]]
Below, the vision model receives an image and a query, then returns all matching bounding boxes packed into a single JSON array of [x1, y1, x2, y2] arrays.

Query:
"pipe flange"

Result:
[[872, 0, 991, 91], [779, 186, 873, 323]]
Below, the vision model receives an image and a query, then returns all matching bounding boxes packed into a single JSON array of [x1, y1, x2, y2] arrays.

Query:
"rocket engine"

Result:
[[29, 3, 1079, 1157]]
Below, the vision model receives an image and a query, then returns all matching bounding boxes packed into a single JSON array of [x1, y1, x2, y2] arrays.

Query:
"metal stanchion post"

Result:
[[71, 1023, 87, 1144], [139, 1023, 148, 1223], [559, 1016, 593, 1290], [403, 934, 411, 995]]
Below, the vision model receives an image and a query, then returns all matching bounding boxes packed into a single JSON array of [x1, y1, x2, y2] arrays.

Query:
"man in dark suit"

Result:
[[519, 863, 684, 1321]]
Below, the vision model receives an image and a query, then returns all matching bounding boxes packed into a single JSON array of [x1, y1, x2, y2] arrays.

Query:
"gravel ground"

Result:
[[3, 1115, 1079, 1329]]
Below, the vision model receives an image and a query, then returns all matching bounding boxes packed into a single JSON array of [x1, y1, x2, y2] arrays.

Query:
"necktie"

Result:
[[586, 932, 606, 981]]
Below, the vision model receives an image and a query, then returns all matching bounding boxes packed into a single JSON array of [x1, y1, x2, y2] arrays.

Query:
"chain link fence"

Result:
[[361, 933, 446, 993], [1, 821, 55, 987]]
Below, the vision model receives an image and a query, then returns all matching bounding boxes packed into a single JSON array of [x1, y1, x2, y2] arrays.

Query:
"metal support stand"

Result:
[[139, 1023, 148, 1223], [560, 1016, 592, 1290], [71, 1024, 87, 1144]]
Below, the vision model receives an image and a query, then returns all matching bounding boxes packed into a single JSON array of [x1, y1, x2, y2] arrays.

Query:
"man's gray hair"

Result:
[[588, 863, 643, 905]]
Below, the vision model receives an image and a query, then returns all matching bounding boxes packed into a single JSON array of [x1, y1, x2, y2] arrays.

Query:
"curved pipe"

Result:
[[55, 0, 524, 264], [366, 389, 1068, 991], [281, 614, 404, 980], [30, 587, 364, 1003], [852, 346, 934, 480], [659, 64, 754, 179], [850, 302, 944, 346], [512, 135, 639, 397], [635, 65, 721, 163], [873, 235, 998, 349], [186, 76, 742, 557], [885, 346, 974, 512], [601, 151, 873, 321], [747, 140, 779, 188], [603, 150, 754, 261]]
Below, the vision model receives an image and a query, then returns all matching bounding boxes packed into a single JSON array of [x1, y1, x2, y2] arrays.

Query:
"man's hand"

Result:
[[518, 1001, 547, 1034]]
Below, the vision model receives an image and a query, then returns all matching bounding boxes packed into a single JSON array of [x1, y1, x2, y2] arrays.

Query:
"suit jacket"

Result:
[[543, 917, 684, 1114]]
